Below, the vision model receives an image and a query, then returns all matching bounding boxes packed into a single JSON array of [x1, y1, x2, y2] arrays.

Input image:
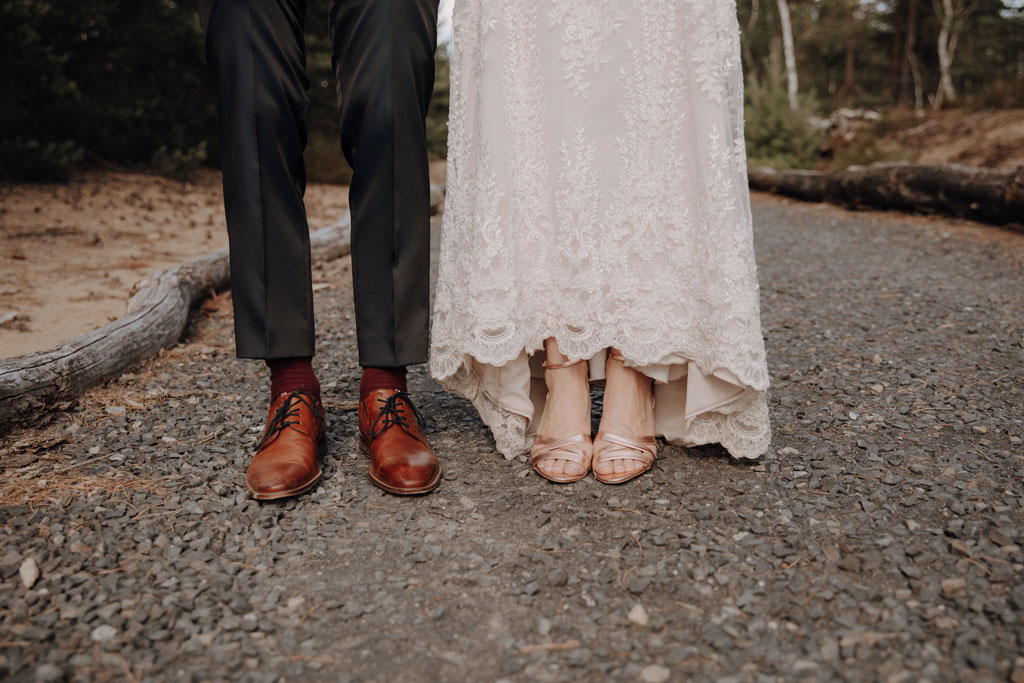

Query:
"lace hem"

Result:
[[438, 363, 529, 460], [432, 351, 771, 461]]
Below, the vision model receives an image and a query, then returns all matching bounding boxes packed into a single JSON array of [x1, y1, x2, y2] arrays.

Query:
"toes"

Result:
[[562, 460, 585, 476], [537, 460, 558, 476], [596, 457, 645, 478], [537, 459, 565, 476]]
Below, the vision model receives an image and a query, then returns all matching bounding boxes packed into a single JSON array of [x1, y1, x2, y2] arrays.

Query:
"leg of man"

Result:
[[330, 0, 442, 494], [200, 0, 326, 501]]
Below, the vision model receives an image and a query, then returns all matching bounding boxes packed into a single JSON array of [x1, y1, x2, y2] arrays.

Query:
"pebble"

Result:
[[34, 664, 63, 682], [628, 604, 650, 627], [640, 664, 671, 683], [19, 557, 39, 589], [90, 625, 118, 643]]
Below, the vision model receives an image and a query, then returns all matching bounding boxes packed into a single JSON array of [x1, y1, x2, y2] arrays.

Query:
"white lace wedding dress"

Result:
[[429, 0, 771, 459]]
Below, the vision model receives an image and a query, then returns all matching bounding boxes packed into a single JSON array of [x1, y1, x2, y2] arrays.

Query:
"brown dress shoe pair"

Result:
[[245, 387, 440, 499], [245, 389, 326, 501], [359, 389, 441, 495]]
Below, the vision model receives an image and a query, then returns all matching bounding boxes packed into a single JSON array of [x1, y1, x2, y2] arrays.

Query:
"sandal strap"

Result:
[[593, 432, 657, 466], [542, 357, 587, 370], [530, 433, 592, 466]]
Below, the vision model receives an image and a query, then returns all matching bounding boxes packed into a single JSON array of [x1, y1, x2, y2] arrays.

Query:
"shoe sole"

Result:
[[248, 432, 327, 501], [593, 464, 651, 485], [360, 440, 441, 495], [532, 466, 589, 484]]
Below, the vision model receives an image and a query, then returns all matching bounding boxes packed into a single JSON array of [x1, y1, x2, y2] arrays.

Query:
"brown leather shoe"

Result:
[[359, 389, 440, 495], [246, 389, 326, 501]]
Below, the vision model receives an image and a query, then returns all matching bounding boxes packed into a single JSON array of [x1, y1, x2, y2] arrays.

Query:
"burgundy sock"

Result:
[[359, 366, 408, 402], [265, 357, 321, 400]]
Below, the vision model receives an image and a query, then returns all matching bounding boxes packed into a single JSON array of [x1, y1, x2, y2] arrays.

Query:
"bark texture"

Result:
[[748, 163, 1024, 230]]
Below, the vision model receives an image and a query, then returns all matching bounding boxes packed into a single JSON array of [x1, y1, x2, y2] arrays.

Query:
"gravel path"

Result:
[[1, 196, 1022, 682]]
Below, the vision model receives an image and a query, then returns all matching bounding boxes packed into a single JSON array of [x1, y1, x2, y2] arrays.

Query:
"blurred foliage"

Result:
[[737, 0, 1024, 111], [426, 47, 451, 160], [0, 0, 449, 183], [826, 116, 916, 170], [744, 69, 826, 169], [0, 0, 1018, 181], [0, 0, 215, 181]]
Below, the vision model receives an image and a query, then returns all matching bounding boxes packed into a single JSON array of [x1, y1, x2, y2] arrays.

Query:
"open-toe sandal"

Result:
[[530, 357, 593, 483]]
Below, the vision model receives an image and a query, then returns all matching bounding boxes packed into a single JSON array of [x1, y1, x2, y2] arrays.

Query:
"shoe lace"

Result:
[[370, 391, 423, 440], [254, 389, 323, 451]]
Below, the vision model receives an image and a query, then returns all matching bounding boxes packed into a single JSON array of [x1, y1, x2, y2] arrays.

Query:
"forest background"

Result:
[[0, 0, 1022, 183]]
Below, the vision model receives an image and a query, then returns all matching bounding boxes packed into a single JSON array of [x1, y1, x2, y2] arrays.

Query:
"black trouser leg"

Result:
[[200, 0, 315, 359], [330, 0, 439, 368]]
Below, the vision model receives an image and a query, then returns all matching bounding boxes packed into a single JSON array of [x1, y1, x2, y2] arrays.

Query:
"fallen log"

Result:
[[0, 213, 352, 429], [749, 162, 1024, 231]]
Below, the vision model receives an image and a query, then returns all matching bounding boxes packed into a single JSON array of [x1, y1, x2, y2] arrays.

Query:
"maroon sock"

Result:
[[266, 357, 321, 401], [359, 366, 408, 402]]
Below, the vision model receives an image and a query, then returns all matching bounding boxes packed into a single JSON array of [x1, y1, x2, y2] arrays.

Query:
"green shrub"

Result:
[[303, 131, 353, 185], [150, 142, 208, 183], [0, 0, 215, 182], [0, 138, 83, 182], [744, 71, 825, 169], [426, 50, 450, 160], [827, 113, 914, 171]]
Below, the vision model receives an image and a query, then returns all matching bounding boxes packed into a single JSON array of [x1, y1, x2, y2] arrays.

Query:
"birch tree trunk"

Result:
[[776, 0, 799, 111], [934, 0, 957, 108], [933, 0, 974, 109]]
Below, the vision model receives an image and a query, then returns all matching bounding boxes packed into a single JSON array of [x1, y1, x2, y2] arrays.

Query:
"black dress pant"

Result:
[[199, 0, 438, 367]]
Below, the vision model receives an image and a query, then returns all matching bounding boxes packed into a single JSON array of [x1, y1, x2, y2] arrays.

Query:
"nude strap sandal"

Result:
[[530, 357, 593, 483]]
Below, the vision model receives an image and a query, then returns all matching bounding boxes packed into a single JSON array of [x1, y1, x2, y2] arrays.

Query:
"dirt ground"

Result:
[[892, 108, 1024, 169], [0, 170, 350, 359]]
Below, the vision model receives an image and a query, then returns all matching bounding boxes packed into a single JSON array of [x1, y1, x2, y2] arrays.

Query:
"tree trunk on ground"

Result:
[[776, 0, 799, 110], [748, 163, 1024, 229]]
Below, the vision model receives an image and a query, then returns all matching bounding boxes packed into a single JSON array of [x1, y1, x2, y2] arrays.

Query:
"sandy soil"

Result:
[[892, 108, 1024, 168], [0, 170, 349, 358]]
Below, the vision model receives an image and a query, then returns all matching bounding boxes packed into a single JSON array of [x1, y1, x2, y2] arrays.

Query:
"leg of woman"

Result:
[[531, 338, 592, 480], [594, 348, 656, 481]]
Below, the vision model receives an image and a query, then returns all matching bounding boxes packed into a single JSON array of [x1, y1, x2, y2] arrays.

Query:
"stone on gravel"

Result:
[[640, 664, 671, 682], [19, 557, 39, 589], [941, 578, 966, 596], [34, 664, 63, 682], [91, 625, 118, 643], [628, 604, 649, 627]]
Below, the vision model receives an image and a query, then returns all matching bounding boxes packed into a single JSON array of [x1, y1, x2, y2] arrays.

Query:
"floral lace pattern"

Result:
[[549, 0, 625, 98], [431, 0, 771, 460]]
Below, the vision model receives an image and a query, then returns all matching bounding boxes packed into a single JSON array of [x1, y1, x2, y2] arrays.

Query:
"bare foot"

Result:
[[594, 349, 656, 480], [532, 338, 592, 480]]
